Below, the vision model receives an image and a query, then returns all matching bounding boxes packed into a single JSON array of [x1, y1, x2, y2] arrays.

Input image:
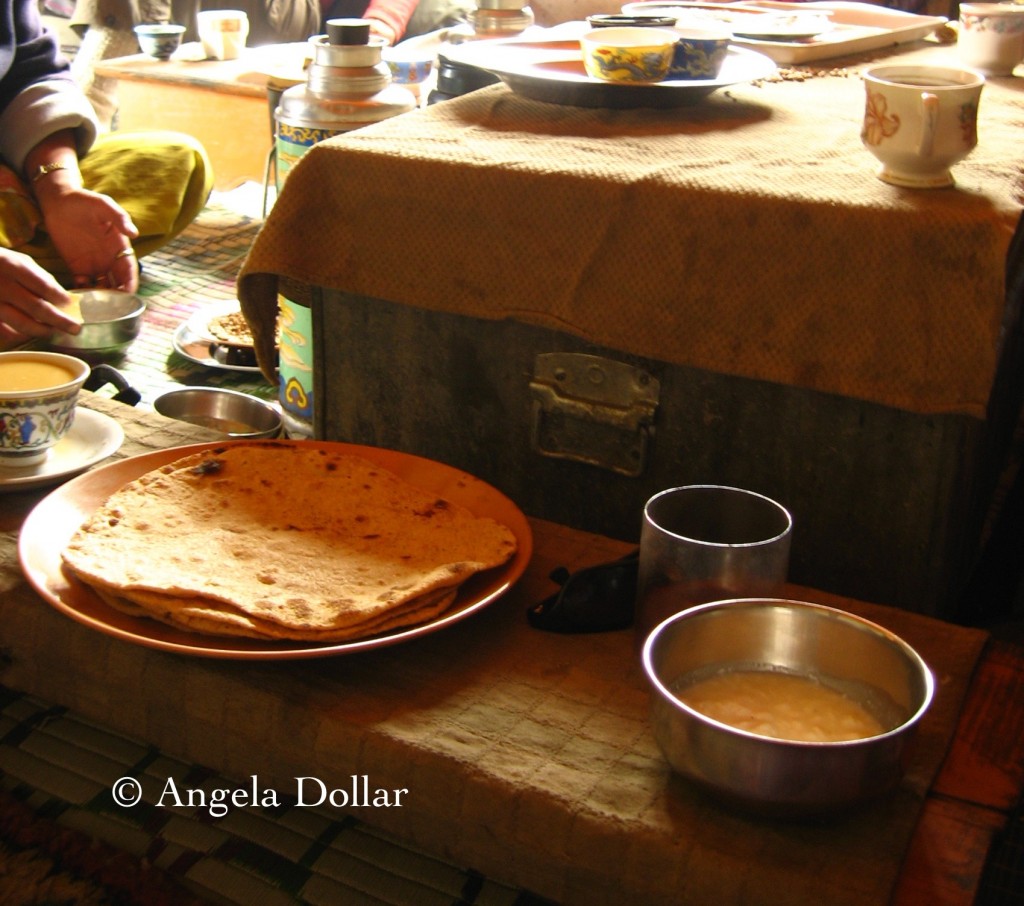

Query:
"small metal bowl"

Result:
[[642, 598, 934, 817], [154, 387, 282, 439], [48, 290, 146, 358]]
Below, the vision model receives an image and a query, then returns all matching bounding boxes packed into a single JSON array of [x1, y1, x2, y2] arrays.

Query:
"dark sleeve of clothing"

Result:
[[0, 0, 73, 114]]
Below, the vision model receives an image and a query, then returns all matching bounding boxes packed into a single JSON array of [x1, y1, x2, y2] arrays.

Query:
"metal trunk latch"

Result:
[[529, 352, 660, 477]]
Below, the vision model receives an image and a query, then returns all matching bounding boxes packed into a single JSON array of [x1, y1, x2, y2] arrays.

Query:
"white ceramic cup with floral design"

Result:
[[0, 351, 89, 467], [861, 65, 985, 189], [958, 2, 1024, 77]]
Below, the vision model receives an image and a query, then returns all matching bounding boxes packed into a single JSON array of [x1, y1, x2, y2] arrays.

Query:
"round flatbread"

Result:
[[205, 310, 280, 349], [62, 443, 517, 641], [93, 583, 458, 642]]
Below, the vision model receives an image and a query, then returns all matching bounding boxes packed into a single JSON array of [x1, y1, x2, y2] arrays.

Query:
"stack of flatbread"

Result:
[[61, 443, 518, 643], [205, 310, 279, 350]]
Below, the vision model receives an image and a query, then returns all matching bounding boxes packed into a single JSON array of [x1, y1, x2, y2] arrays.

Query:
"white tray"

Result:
[[622, 1, 948, 64], [445, 39, 776, 108]]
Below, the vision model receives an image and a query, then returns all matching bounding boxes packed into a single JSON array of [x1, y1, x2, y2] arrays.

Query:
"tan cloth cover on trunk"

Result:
[[238, 42, 1024, 419]]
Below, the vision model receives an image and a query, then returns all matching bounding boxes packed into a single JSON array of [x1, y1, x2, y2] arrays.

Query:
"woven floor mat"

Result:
[[0, 687, 540, 906], [103, 196, 278, 408], [0, 791, 201, 906]]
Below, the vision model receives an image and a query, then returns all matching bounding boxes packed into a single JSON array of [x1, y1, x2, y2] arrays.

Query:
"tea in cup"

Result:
[[958, 2, 1024, 77], [197, 9, 249, 61], [0, 351, 90, 466], [861, 65, 984, 189]]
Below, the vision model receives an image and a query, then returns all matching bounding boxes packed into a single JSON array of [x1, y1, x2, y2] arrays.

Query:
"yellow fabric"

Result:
[[0, 130, 213, 284], [238, 42, 1024, 420], [0, 164, 40, 250]]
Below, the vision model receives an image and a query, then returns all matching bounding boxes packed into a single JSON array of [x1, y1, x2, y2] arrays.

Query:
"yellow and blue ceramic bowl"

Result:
[[580, 26, 677, 83]]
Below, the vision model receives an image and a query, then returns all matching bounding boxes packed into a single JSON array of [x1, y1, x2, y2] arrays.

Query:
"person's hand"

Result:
[[40, 187, 140, 292], [0, 247, 79, 349], [366, 18, 397, 45], [24, 130, 140, 292]]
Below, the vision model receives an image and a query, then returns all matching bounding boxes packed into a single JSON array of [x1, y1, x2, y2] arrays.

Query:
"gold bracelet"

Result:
[[31, 162, 69, 183]]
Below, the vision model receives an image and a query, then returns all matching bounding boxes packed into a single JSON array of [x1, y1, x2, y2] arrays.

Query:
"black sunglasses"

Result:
[[527, 549, 639, 634]]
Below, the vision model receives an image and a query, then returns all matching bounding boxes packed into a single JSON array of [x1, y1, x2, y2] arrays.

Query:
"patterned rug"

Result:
[[97, 193, 277, 408], [0, 788, 202, 906], [0, 688, 535, 905]]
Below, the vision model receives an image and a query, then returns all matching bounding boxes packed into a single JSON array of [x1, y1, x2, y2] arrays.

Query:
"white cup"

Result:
[[958, 2, 1024, 77], [197, 9, 249, 61], [861, 64, 985, 189]]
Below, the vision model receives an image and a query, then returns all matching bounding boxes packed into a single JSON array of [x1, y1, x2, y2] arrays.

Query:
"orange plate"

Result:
[[19, 440, 533, 660]]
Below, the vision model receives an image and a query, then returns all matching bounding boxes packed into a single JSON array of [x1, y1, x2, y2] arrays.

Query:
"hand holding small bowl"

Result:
[[47, 290, 146, 360]]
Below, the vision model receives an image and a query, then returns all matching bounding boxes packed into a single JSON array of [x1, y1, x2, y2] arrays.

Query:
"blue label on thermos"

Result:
[[278, 295, 314, 437]]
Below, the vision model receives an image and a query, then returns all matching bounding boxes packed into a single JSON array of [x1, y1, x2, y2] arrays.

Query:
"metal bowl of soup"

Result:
[[48, 290, 146, 357], [642, 598, 934, 817], [153, 387, 282, 439]]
